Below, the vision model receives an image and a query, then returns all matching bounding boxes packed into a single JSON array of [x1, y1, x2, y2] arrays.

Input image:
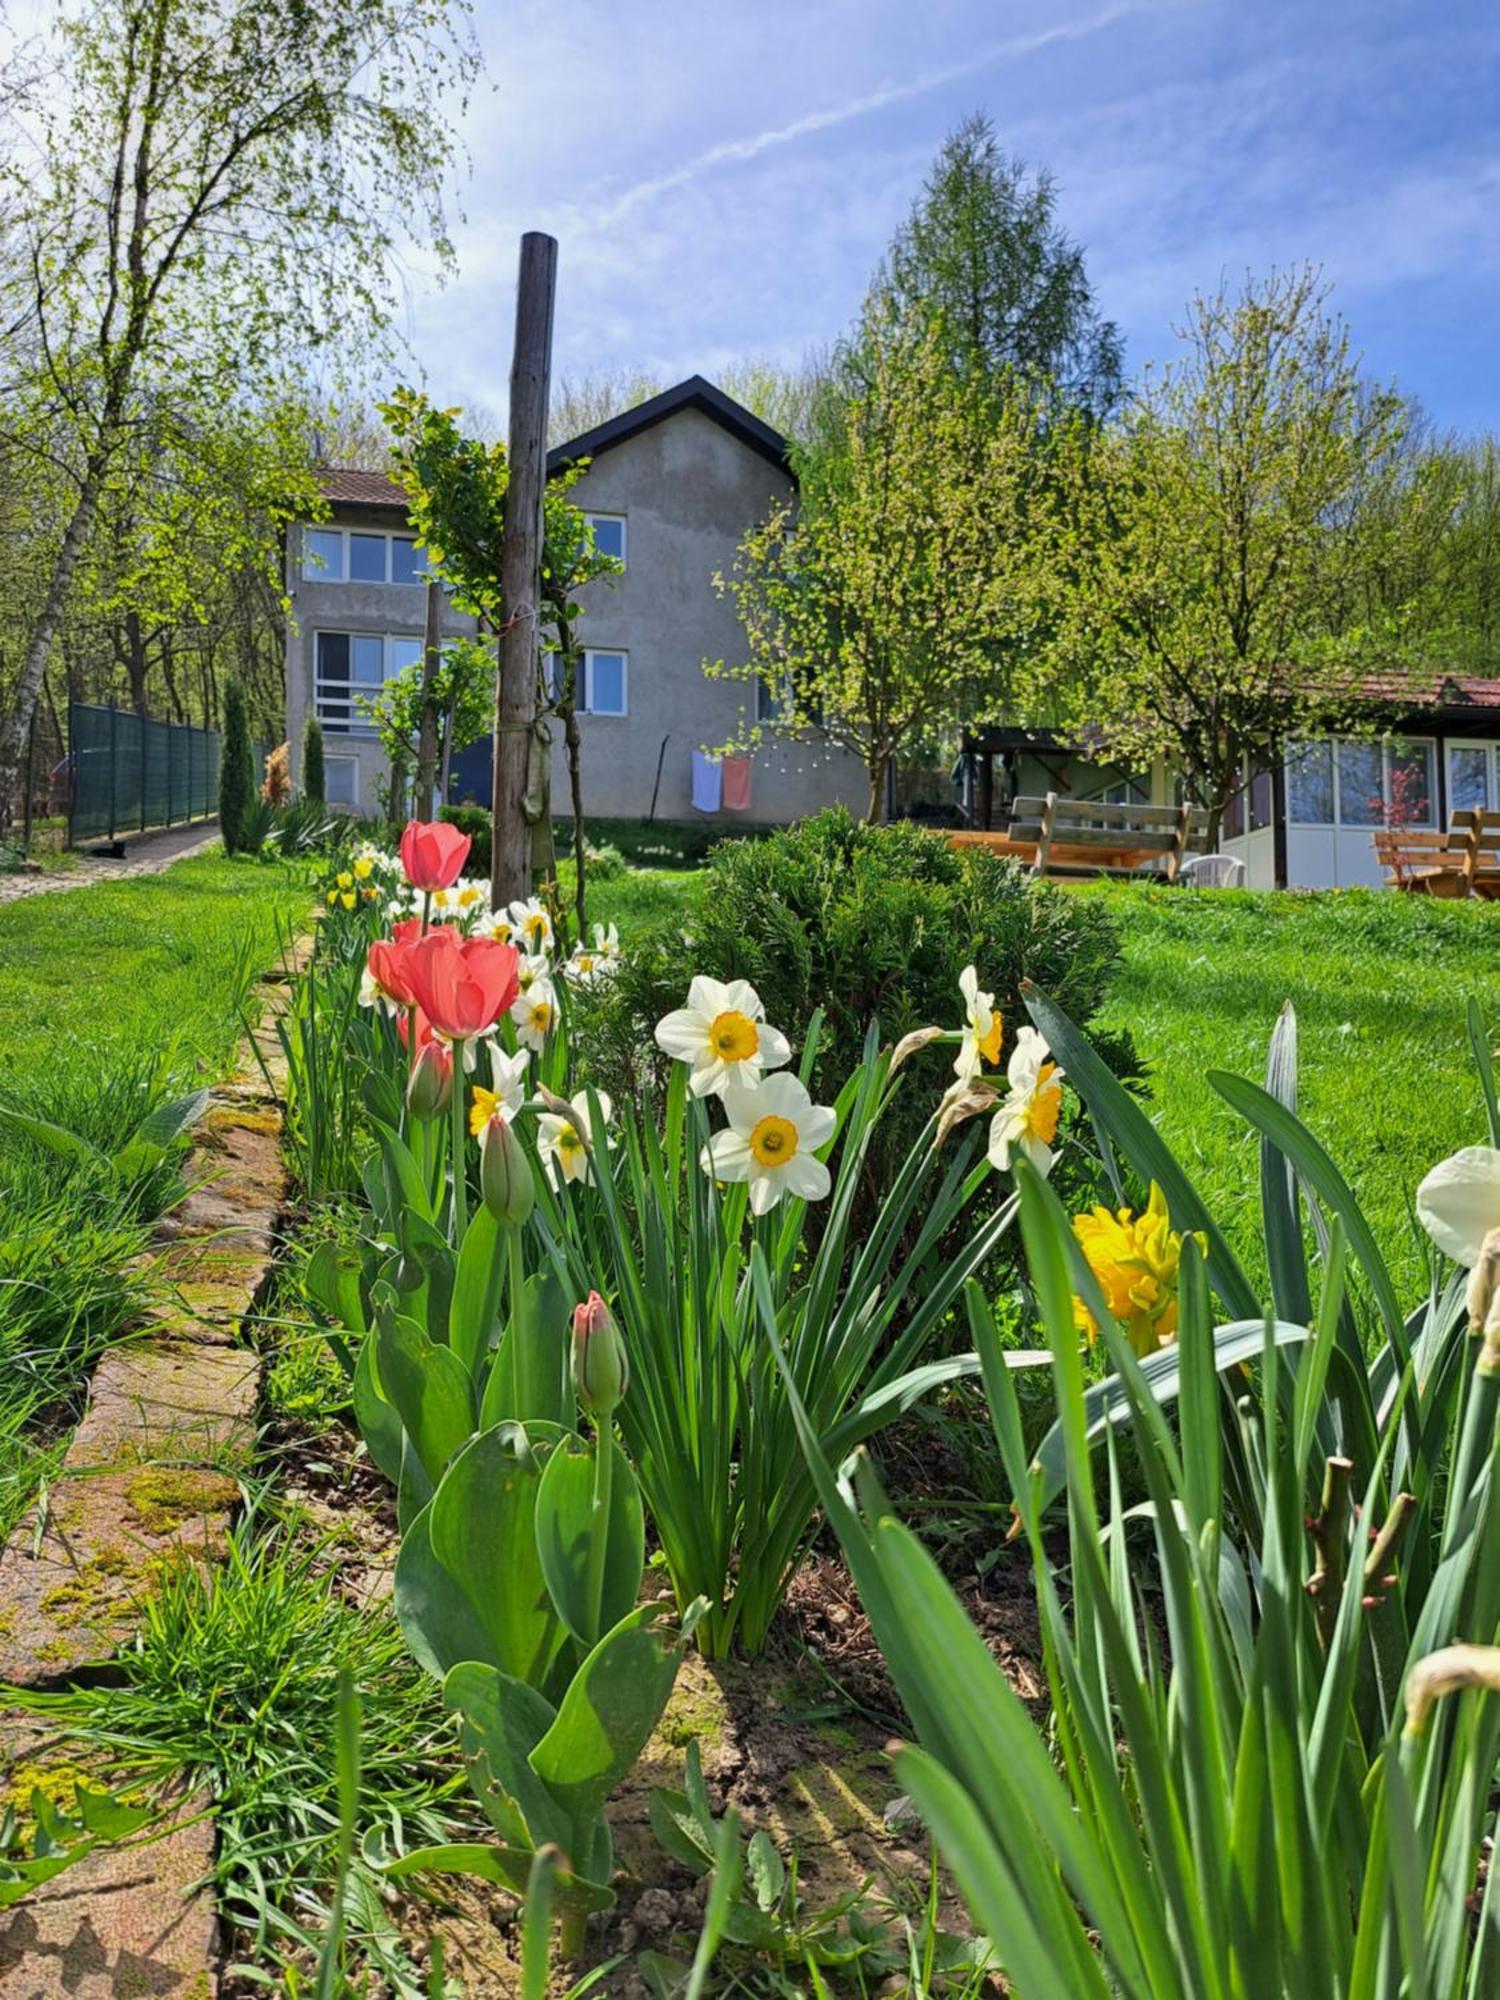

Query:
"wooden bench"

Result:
[[1376, 810, 1500, 897], [952, 793, 1210, 882]]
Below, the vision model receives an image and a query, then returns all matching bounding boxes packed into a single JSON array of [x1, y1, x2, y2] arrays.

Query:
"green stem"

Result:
[[450, 1039, 468, 1244], [585, 1420, 613, 1646]]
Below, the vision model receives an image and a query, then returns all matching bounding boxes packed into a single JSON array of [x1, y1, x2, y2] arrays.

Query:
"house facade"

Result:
[[285, 377, 867, 825]]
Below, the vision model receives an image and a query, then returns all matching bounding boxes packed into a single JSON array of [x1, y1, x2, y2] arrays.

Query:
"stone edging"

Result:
[[0, 941, 307, 1998]]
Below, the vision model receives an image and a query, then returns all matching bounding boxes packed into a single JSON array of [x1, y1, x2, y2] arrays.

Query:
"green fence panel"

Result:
[[68, 703, 223, 845]]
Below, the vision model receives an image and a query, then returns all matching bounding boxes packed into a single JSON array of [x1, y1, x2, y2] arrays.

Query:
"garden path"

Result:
[[0, 822, 221, 907]]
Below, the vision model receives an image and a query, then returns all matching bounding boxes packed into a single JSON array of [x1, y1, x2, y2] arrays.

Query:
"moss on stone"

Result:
[[123, 1466, 237, 1534]]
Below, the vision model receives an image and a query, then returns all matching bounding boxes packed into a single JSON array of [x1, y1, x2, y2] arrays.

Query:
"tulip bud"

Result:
[[480, 1113, 535, 1227], [406, 1039, 453, 1121], [571, 1291, 628, 1416]]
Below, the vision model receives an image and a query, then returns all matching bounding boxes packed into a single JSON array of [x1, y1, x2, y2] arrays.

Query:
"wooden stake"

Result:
[[492, 231, 558, 906]]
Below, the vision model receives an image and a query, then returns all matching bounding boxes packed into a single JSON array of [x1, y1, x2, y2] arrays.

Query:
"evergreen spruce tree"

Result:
[[302, 713, 326, 806], [219, 682, 255, 853]]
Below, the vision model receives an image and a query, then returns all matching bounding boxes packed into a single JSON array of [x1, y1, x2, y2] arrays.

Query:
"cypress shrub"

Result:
[[301, 714, 326, 807], [218, 683, 255, 855]]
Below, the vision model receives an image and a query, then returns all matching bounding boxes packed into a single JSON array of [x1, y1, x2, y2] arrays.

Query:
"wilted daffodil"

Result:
[[954, 965, 1002, 1083], [655, 976, 791, 1098], [987, 1027, 1065, 1176], [1071, 1182, 1207, 1357], [1417, 1147, 1500, 1344], [701, 1072, 836, 1215]]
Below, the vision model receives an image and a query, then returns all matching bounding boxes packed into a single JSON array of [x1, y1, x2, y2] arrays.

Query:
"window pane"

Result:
[[1286, 741, 1333, 824], [1449, 745, 1492, 814], [316, 631, 350, 682], [1250, 767, 1273, 831], [586, 651, 626, 715], [1336, 742, 1384, 826], [304, 529, 344, 581], [351, 635, 384, 683], [389, 638, 423, 678], [589, 515, 625, 563], [325, 758, 358, 805], [1387, 740, 1434, 827], [758, 674, 787, 724], [390, 537, 425, 586], [349, 533, 387, 583]]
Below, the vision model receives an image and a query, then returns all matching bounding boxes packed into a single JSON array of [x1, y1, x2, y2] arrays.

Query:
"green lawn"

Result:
[[586, 864, 703, 937], [1084, 883, 1498, 1299], [0, 850, 311, 1536]]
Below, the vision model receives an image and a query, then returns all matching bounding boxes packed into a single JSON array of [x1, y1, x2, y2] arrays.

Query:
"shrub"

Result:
[[439, 802, 490, 875], [575, 806, 1129, 1138], [218, 683, 255, 854], [301, 713, 326, 808], [261, 741, 291, 806]]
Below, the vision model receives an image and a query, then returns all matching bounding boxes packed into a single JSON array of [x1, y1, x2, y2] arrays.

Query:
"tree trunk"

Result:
[[415, 579, 443, 816], [492, 231, 557, 906], [865, 754, 888, 824], [0, 467, 107, 834], [565, 697, 587, 939], [125, 610, 149, 716]]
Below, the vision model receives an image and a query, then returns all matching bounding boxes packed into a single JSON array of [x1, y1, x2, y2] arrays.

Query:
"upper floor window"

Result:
[[315, 630, 424, 733], [301, 525, 428, 586], [587, 514, 627, 567], [580, 648, 628, 716]]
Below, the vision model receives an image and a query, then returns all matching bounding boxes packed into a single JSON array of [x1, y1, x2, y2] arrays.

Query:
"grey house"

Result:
[[285, 377, 866, 825]]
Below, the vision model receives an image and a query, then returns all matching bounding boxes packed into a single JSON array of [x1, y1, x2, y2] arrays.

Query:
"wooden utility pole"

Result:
[[491, 230, 558, 906]]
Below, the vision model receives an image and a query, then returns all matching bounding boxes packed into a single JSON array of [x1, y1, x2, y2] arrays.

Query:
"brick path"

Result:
[[0, 822, 221, 909]]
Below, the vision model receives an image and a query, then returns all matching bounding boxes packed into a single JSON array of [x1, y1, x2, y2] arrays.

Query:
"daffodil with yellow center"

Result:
[[536, 1088, 613, 1189], [469, 1046, 529, 1135], [1071, 1182, 1207, 1357], [987, 1027, 1065, 1177], [336, 871, 354, 890], [353, 856, 374, 880], [340, 891, 356, 911], [702, 1073, 836, 1214], [656, 976, 791, 1098], [954, 965, 1003, 1083], [511, 979, 558, 1053]]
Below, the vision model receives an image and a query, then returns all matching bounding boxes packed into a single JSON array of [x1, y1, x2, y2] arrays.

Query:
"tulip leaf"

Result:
[[428, 1423, 566, 1687], [375, 1116, 435, 1229], [482, 1268, 573, 1431], [352, 1337, 404, 1484], [534, 1433, 644, 1649], [376, 1315, 474, 1487], [304, 1240, 368, 1337], [120, 1086, 211, 1166], [393, 1499, 493, 1681], [385, 1841, 615, 1916], [528, 1604, 690, 1862], [449, 1206, 505, 1379], [0, 1103, 107, 1170], [1029, 1319, 1312, 1513], [443, 1659, 572, 1854]]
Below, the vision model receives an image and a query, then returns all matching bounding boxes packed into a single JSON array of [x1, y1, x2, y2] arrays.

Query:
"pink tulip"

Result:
[[399, 819, 472, 892], [366, 916, 425, 1010], [403, 929, 519, 1042]]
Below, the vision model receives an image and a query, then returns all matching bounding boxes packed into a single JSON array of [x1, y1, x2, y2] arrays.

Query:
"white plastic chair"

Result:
[[1181, 853, 1246, 889]]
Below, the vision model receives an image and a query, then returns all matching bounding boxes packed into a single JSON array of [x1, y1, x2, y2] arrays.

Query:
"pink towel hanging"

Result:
[[721, 756, 752, 811]]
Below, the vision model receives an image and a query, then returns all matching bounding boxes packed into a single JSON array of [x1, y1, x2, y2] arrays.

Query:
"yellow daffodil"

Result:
[[987, 1027, 1065, 1177], [955, 965, 1002, 1083], [339, 891, 356, 911], [325, 889, 338, 906], [1071, 1182, 1207, 1357], [336, 871, 354, 890], [353, 856, 374, 880]]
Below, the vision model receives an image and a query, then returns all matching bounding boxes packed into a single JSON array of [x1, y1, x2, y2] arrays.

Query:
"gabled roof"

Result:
[[547, 375, 792, 476], [316, 467, 408, 511]]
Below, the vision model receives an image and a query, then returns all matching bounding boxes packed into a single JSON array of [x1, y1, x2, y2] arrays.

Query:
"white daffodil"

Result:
[[453, 879, 490, 924], [954, 965, 1003, 1083], [592, 921, 621, 962], [468, 1044, 531, 1137], [655, 976, 791, 1098], [357, 966, 396, 1013], [509, 896, 554, 956], [701, 1072, 836, 1215], [987, 1026, 1065, 1178], [476, 908, 517, 945], [512, 977, 558, 1052], [515, 952, 552, 994], [1417, 1147, 1500, 1339], [537, 1088, 613, 1189], [569, 920, 623, 987]]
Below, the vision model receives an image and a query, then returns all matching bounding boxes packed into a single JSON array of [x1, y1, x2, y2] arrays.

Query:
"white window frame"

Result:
[[579, 648, 628, 717], [314, 630, 425, 734], [300, 524, 427, 586], [324, 755, 360, 807], [1445, 738, 1498, 815], [1285, 735, 1437, 830], [586, 513, 627, 569]]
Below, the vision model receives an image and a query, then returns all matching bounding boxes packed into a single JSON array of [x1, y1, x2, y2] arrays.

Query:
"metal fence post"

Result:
[[107, 703, 117, 842]]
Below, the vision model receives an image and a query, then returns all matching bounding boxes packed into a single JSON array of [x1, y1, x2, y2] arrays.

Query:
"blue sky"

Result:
[[399, 0, 1500, 434]]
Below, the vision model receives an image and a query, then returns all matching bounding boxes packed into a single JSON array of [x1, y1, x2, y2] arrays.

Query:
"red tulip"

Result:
[[399, 819, 472, 892], [403, 929, 519, 1042], [405, 1038, 453, 1120], [367, 917, 424, 1010], [396, 1006, 435, 1051]]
